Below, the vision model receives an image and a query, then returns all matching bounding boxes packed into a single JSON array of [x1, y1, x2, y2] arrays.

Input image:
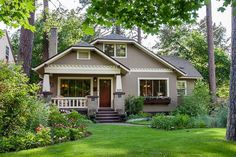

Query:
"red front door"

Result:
[[99, 79, 111, 107]]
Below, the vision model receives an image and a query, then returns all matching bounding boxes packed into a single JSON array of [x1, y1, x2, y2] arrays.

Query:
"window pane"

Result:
[[104, 44, 114, 56], [116, 44, 126, 57], [140, 80, 146, 96], [159, 80, 167, 96], [60, 79, 90, 97], [78, 51, 89, 59], [146, 80, 152, 96], [177, 81, 186, 96], [153, 80, 159, 96]]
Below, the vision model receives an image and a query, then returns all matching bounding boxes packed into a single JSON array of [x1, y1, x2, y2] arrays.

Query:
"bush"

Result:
[[51, 128, 70, 143], [69, 128, 83, 141], [128, 112, 151, 119], [48, 106, 67, 128], [175, 81, 211, 117], [151, 114, 192, 130], [125, 96, 144, 115], [214, 104, 228, 128]]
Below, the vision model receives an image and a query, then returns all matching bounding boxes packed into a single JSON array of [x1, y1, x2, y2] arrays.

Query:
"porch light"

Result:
[[94, 77, 97, 82]]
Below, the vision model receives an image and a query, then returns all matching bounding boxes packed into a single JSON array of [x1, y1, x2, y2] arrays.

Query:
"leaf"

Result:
[[82, 23, 94, 35]]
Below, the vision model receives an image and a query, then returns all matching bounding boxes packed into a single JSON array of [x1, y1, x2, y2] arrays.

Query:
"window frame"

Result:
[[58, 77, 93, 97], [103, 43, 127, 58], [138, 78, 169, 97], [177, 80, 187, 96], [77, 50, 91, 60]]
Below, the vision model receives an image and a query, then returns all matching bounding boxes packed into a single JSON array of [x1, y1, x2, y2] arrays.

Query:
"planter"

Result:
[[144, 97, 171, 105]]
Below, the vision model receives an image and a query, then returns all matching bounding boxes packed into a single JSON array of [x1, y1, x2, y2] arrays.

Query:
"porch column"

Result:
[[114, 75, 125, 114], [115, 75, 122, 92], [87, 96, 99, 116], [42, 74, 52, 103]]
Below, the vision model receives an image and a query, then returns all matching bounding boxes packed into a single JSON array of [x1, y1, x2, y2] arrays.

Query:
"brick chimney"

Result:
[[49, 27, 57, 58]]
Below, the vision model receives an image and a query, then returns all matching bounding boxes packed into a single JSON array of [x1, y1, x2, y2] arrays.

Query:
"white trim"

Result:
[[179, 76, 203, 79], [57, 77, 93, 97], [130, 68, 173, 73], [45, 65, 121, 74], [102, 43, 127, 58], [137, 77, 170, 97], [91, 39, 186, 76], [177, 80, 187, 96], [97, 77, 113, 108], [33, 46, 129, 72], [76, 50, 91, 60]]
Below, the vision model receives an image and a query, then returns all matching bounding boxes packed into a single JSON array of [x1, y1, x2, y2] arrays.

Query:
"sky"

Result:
[[0, 0, 231, 50]]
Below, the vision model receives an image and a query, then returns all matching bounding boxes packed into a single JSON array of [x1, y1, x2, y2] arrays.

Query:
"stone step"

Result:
[[96, 116, 120, 120], [96, 113, 120, 117], [96, 119, 121, 123], [96, 111, 118, 114], [98, 108, 114, 111]]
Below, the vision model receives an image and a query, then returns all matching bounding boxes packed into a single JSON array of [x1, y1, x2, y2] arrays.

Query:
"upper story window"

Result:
[[177, 81, 187, 96], [77, 50, 90, 60], [5, 46, 9, 62], [104, 43, 127, 58]]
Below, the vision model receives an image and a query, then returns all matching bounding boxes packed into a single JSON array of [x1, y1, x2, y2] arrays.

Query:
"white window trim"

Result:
[[137, 77, 170, 97], [103, 43, 127, 58], [57, 77, 93, 97], [97, 77, 114, 108], [177, 80, 187, 96], [76, 50, 91, 60]]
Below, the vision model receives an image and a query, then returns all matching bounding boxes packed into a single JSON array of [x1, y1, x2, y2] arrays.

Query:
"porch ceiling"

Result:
[[45, 64, 122, 74]]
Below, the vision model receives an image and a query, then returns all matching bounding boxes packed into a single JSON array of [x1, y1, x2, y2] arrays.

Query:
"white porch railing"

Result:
[[51, 97, 88, 108]]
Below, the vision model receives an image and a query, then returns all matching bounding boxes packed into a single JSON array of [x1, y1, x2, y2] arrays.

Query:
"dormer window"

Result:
[[104, 43, 127, 58], [77, 50, 90, 60]]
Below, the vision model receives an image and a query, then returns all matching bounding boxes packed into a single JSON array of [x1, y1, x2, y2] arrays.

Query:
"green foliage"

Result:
[[125, 96, 144, 115], [51, 128, 70, 143], [128, 112, 151, 119], [213, 104, 228, 128], [0, 0, 35, 36], [48, 106, 67, 128], [175, 81, 211, 117], [0, 127, 52, 153], [0, 62, 39, 136], [69, 128, 83, 141], [151, 114, 191, 130], [85, 0, 204, 33]]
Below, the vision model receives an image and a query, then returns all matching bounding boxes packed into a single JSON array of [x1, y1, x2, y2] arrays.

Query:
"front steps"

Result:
[[95, 108, 121, 123]]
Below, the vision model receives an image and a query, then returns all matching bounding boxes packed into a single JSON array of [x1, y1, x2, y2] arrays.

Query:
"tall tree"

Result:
[[0, 0, 35, 36], [18, 2, 35, 76], [42, 0, 49, 61], [206, 0, 217, 103], [226, 2, 236, 141]]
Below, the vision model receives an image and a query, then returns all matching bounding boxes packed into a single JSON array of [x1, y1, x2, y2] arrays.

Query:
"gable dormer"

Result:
[[91, 34, 134, 58]]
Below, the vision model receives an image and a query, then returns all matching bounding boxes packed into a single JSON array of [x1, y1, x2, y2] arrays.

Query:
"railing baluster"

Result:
[[51, 97, 88, 109]]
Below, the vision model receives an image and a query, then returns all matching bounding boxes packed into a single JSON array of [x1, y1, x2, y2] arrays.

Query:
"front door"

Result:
[[99, 79, 111, 107]]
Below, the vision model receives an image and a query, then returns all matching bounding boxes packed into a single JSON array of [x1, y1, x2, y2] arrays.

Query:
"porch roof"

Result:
[[44, 64, 122, 74]]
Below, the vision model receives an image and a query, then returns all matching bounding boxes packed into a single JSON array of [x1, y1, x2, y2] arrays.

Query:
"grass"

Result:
[[128, 120, 151, 125], [0, 124, 236, 157]]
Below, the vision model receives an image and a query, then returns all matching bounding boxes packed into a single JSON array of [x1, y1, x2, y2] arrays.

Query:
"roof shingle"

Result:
[[160, 55, 202, 78], [98, 33, 132, 40]]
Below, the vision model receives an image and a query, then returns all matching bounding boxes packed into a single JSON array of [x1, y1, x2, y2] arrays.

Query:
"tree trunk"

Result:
[[137, 27, 141, 43], [226, 5, 236, 142], [206, 0, 217, 103], [42, 0, 49, 61], [18, 8, 35, 76]]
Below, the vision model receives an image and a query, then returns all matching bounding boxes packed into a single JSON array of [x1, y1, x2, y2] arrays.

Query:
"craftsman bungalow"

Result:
[[33, 28, 202, 122]]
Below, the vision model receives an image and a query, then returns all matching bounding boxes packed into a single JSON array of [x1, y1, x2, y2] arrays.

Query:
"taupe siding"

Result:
[[122, 72, 178, 112], [53, 50, 113, 66]]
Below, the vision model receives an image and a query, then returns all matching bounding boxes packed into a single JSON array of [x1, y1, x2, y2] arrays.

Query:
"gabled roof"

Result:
[[97, 33, 132, 40], [161, 56, 202, 78], [33, 45, 130, 72], [91, 34, 186, 76]]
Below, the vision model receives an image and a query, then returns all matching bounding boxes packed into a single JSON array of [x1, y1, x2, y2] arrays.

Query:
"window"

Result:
[[60, 79, 91, 97], [139, 79, 168, 97], [104, 43, 127, 57], [5, 46, 9, 62], [77, 50, 90, 60], [177, 81, 187, 96]]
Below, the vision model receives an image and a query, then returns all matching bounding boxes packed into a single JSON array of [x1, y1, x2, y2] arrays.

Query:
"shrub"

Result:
[[69, 128, 83, 141], [0, 63, 40, 136], [125, 96, 144, 115], [128, 112, 151, 119], [214, 104, 228, 128], [51, 128, 70, 143], [151, 114, 191, 130], [175, 81, 211, 117], [48, 106, 67, 128]]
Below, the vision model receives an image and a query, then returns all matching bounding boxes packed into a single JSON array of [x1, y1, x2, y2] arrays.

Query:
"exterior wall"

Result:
[[94, 43, 167, 68], [122, 72, 178, 112], [0, 31, 15, 63], [177, 79, 196, 104], [53, 50, 113, 66]]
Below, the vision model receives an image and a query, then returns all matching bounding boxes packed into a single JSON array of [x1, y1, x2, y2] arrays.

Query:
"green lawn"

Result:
[[1, 124, 235, 157], [128, 120, 151, 125]]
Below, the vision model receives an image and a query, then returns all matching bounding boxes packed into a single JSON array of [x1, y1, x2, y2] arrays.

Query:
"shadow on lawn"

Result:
[[1, 126, 236, 157]]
